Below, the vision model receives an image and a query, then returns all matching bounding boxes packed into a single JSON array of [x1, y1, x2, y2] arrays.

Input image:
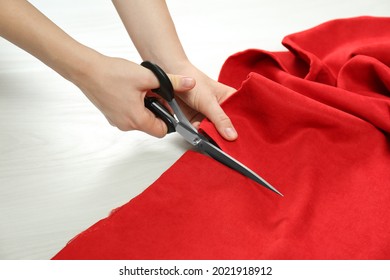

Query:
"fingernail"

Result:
[[181, 77, 195, 88], [224, 127, 238, 140]]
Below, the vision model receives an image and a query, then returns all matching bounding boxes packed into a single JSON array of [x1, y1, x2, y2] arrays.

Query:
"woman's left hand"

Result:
[[168, 63, 238, 141]]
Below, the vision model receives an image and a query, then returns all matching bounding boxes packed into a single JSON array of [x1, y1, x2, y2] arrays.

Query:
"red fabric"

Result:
[[53, 16, 390, 260]]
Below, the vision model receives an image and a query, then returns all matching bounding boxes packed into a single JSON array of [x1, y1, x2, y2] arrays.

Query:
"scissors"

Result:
[[141, 61, 283, 196]]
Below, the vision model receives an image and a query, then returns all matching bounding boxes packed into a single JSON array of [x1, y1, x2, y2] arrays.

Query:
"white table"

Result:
[[1, 0, 388, 259]]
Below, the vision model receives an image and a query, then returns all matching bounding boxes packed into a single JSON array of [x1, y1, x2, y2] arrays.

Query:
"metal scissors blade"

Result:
[[197, 138, 283, 196], [176, 121, 283, 196], [141, 61, 283, 196]]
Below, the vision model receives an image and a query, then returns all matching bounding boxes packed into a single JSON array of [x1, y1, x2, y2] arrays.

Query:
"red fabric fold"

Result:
[[53, 16, 390, 260]]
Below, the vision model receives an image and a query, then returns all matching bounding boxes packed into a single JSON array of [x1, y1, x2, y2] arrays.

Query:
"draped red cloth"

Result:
[[53, 16, 390, 260]]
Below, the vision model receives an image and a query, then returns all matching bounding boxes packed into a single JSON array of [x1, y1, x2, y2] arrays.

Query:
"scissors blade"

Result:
[[197, 139, 283, 196], [168, 99, 197, 134]]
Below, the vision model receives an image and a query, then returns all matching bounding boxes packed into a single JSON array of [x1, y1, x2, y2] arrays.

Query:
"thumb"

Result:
[[205, 103, 238, 141], [167, 74, 196, 92], [138, 107, 168, 138]]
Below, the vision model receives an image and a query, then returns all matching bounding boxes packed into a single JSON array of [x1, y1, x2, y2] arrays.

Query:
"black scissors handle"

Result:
[[141, 61, 176, 133], [141, 61, 174, 102], [144, 97, 176, 133]]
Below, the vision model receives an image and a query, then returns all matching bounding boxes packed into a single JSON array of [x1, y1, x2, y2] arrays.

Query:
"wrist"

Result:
[[57, 43, 102, 87], [153, 57, 196, 76]]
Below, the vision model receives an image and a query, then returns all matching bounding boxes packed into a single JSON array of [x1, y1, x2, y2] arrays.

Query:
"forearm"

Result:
[[112, 0, 189, 72], [0, 0, 201, 138], [0, 0, 97, 84]]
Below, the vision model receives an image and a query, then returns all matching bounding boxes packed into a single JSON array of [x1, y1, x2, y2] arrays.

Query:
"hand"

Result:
[[73, 53, 195, 138], [168, 63, 238, 141], [112, 0, 238, 141]]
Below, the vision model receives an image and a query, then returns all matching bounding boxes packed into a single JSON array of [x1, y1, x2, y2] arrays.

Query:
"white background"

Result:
[[0, 0, 389, 259]]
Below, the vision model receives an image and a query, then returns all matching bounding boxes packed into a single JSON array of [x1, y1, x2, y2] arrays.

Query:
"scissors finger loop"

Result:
[[141, 61, 174, 102]]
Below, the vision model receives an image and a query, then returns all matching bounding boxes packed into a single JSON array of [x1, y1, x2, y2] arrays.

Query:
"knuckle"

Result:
[[116, 118, 136, 131], [215, 113, 231, 124], [116, 123, 130, 131]]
